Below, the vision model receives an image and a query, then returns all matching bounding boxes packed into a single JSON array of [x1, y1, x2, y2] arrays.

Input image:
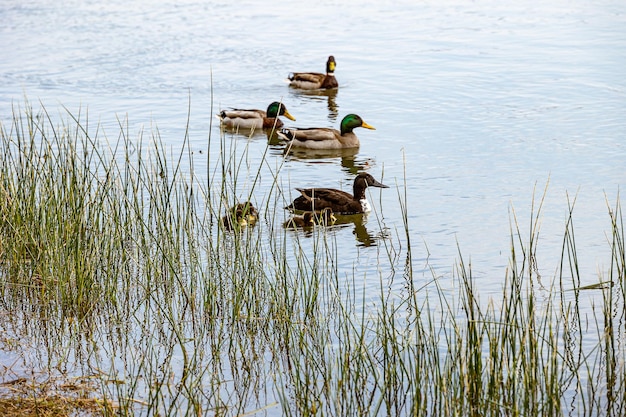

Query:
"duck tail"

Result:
[[277, 128, 294, 141]]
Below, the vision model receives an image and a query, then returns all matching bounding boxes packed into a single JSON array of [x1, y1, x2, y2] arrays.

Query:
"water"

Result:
[[1, 0, 625, 412]]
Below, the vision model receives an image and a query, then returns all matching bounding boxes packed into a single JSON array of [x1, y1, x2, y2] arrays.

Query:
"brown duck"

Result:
[[222, 202, 258, 230], [284, 208, 337, 228], [285, 173, 388, 214], [288, 56, 338, 90], [217, 102, 295, 130]]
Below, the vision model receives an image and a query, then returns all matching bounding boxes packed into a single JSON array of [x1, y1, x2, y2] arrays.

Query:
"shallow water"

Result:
[[1, 0, 625, 413]]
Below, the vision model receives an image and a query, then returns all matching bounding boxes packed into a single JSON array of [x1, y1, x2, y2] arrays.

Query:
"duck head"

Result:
[[266, 102, 296, 121], [326, 56, 336, 74], [340, 114, 376, 135], [353, 172, 389, 200]]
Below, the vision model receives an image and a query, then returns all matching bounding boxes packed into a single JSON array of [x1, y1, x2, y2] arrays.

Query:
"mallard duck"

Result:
[[217, 102, 295, 130], [278, 114, 375, 149], [222, 202, 258, 230], [285, 173, 389, 214], [288, 56, 338, 90]]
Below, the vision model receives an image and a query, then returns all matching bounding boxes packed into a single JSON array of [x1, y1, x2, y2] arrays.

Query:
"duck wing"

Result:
[[280, 127, 340, 142], [289, 187, 356, 212], [218, 108, 266, 120], [288, 72, 326, 83]]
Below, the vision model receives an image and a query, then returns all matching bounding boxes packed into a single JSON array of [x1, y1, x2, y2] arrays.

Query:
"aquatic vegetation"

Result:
[[0, 103, 623, 416]]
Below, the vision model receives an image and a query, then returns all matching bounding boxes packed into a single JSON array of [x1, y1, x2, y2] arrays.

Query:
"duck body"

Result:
[[217, 102, 295, 130], [285, 173, 388, 215], [222, 202, 258, 230], [289, 56, 338, 90], [278, 114, 375, 149], [284, 212, 315, 229], [284, 208, 336, 229], [314, 207, 337, 225]]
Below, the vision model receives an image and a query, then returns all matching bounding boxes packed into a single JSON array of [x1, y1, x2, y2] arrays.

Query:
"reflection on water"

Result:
[[219, 124, 281, 142], [283, 211, 385, 247], [288, 88, 339, 122], [334, 213, 388, 247], [282, 146, 375, 176]]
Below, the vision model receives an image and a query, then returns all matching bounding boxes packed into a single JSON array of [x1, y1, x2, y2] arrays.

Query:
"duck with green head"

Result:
[[217, 102, 296, 130], [278, 114, 375, 149], [285, 173, 389, 214], [288, 56, 338, 90]]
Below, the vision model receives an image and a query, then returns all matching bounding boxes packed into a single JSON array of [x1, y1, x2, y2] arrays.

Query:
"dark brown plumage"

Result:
[[285, 173, 389, 214], [284, 208, 337, 229], [283, 212, 315, 229]]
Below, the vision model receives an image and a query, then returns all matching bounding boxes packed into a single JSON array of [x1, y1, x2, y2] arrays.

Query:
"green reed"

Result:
[[0, 103, 624, 416]]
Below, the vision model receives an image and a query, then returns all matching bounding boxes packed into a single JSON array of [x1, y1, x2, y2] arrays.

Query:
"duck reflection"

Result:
[[283, 211, 386, 247], [288, 88, 339, 122], [282, 146, 374, 176], [219, 124, 281, 140], [333, 213, 387, 247]]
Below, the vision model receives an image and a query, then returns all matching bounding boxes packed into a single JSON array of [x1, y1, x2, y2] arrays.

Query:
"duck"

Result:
[[283, 208, 337, 229], [285, 173, 389, 214], [283, 212, 315, 229], [217, 102, 295, 130], [222, 202, 258, 230], [288, 55, 338, 90], [278, 114, 375, 149], [314, 207, 337, 225]]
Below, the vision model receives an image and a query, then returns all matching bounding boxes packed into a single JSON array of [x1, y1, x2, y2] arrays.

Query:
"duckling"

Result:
[[285, 173, 389, 215], [314, 207, 337, 225], [278, 114, 375, 149], [288, 56, 338, 90], [217, 102, 295, 130], [283, 212, 315, 229], [222, 202, 258, 230]]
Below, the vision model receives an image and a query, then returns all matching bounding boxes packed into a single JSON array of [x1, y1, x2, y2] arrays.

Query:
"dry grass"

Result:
[[0, 376, 113, 417]]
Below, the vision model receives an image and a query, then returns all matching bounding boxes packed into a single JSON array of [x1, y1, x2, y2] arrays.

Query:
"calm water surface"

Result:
[[1, 0, 625, 412]]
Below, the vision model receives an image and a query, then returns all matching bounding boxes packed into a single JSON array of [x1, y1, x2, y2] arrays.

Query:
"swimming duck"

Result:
[[278, 114, 375, 149], [288, 56, 338, 90], [217, 102, 295, 130], [222, 202, 258, 230], [283, 208, 337, 229], [285, 173, 389, 214], [283, 212, 315, 229], [314, 208, 337, 225]]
